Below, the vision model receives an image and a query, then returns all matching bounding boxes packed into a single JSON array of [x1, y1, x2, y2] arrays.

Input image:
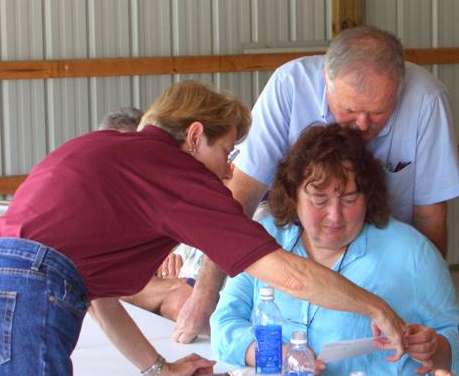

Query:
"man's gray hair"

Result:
[[325, 26, 405, 91], [99, 107, 143, 132]]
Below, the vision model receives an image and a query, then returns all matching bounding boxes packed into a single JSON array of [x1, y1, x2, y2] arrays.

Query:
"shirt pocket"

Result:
[[385, 163, 415, 223], [0, 291, 17, 365]]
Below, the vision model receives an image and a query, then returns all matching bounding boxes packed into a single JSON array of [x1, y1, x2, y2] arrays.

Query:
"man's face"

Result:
[[326, 71, 399, 142]]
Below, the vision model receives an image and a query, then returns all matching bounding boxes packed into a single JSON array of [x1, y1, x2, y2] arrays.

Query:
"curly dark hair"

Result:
[[269, 124, 390, 228]]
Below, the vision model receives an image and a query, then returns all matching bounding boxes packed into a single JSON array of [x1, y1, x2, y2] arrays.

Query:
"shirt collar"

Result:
[[340, 224, 369, 269], [374, 117, 392, 138], [140, 124, 178, 146], [320, 77, 332, 123]]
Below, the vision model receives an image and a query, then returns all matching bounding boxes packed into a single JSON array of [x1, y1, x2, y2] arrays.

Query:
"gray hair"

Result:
[[325, 26, 405, 92], [99, 107, 143, 132]]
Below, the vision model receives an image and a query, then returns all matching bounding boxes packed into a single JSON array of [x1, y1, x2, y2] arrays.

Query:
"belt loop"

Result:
[[31, 245, 49, 271]]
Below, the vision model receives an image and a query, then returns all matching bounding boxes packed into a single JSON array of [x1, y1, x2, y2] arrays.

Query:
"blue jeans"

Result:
[[0, 238, 89, 375]]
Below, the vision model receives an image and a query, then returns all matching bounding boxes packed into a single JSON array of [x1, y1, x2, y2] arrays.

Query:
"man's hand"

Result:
[[172, 256, 225, 343], [162, 353, 215, 376], [172, 289, 217, 343], [157, 254, 183, 278]]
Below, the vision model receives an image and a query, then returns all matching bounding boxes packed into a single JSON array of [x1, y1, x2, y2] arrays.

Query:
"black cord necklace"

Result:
[[305, 245, 349, 340], [288, 230, 349, 341]]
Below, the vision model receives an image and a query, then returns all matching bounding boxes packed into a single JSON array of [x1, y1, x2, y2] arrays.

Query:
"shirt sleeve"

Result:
[[210, 272, 257, 366], [414, 89, 459, 205], [157, 160, 280, 277], [413, 239, 459, 373], [235, 68, 294, 186]]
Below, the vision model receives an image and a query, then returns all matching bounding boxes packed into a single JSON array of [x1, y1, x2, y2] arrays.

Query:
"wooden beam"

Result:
[[0, 48, 459, 81], [0, 175, 27, 195], [404, 48, 459, 65], [0, 53, 311, 80], [332, 0, 365, 36]]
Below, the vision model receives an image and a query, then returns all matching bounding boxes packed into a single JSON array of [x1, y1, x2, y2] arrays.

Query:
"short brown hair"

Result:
[[139, 80, 251, 145], [269, 124, 389, 228]]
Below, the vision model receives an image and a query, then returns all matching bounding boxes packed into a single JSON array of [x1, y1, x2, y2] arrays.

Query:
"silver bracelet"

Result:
[[141, 354, 166, 376]]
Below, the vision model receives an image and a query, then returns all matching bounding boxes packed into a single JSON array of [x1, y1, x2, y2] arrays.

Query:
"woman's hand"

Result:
[[314, 359, 325, 375], [404, 323, 439, 374], [162, 353, 215, 376], [434, 370, 455, 376], [157, 254, 183, 278]]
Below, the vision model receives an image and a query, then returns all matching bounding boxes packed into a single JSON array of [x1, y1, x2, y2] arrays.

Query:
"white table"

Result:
[[72, 303, 235, 375]]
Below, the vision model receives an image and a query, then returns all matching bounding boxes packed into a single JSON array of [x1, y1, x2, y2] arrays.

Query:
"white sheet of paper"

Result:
[[318, 337, 381, 363]]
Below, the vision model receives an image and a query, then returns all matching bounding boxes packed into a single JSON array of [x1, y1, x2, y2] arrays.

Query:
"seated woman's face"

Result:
[[296, 170, 367, 253]]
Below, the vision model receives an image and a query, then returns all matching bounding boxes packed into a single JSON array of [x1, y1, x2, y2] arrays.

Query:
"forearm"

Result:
[[226, 167, 268, 217], [246, 250, 393, 320], [89, 297, 159, 371], [414, 202, 447, 257], [193, 256, 226, 301], [173, 256, 227, 343], [433, 335, 452, 372]]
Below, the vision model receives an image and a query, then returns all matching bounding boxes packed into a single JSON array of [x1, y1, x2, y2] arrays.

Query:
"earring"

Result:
[[189, 143, 197, 154]]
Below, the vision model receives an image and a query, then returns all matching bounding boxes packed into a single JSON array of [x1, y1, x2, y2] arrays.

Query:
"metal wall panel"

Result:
[[137, 0, 172, 111], [437, 0, 459, 135], [252, 0, 289, 44], [0, 0, 47, 174], [438, 0, 459, 49], [293, 0, 327, 41], [44, 0, 90, 149], [399, 0, 432, 47], [365, 0, 398, 34], [213, 0, 253, 104], [87, 0, 133, 129], [172, 0, 212, 83], [251, 0, 289, 97]]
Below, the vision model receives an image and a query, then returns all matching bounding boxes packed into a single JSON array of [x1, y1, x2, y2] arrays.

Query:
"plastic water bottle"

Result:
[[283, 331, 315, 376], [253, 287, 283, 375]]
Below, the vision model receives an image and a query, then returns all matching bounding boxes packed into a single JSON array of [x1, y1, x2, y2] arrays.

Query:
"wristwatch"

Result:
[[141, 354, 166, 376]]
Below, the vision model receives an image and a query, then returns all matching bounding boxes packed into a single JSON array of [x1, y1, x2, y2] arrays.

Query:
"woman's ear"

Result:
[[184, 121, 204, 154]]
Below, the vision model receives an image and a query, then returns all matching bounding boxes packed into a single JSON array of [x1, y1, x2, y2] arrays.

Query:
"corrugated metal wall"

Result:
[[0, 0, 458, 261]]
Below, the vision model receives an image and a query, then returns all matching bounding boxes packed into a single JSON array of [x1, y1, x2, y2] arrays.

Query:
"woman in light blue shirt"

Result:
[[210, 124, 459, 375]]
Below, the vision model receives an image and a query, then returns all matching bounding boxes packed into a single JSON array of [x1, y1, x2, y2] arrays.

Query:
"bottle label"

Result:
[[255, 324, 282, 374]]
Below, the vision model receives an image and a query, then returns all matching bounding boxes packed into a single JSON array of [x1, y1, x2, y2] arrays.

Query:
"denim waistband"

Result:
[[0, 237, 87, 294]]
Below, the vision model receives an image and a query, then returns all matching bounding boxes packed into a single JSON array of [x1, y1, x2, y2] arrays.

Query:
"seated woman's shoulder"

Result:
[[255, 206, 301, 252], [368, 217, 439, 257]]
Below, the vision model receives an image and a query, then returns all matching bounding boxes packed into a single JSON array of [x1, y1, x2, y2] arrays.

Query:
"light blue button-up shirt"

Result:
[[210, 215, 459, 375], [235, 56, 459, 223]]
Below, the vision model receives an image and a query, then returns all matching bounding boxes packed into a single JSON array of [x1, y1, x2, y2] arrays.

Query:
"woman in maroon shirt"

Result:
[[0, 81, 405, 376]]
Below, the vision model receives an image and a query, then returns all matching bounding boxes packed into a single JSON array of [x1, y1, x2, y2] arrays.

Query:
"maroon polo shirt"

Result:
[[0, 126, 279, 299]]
